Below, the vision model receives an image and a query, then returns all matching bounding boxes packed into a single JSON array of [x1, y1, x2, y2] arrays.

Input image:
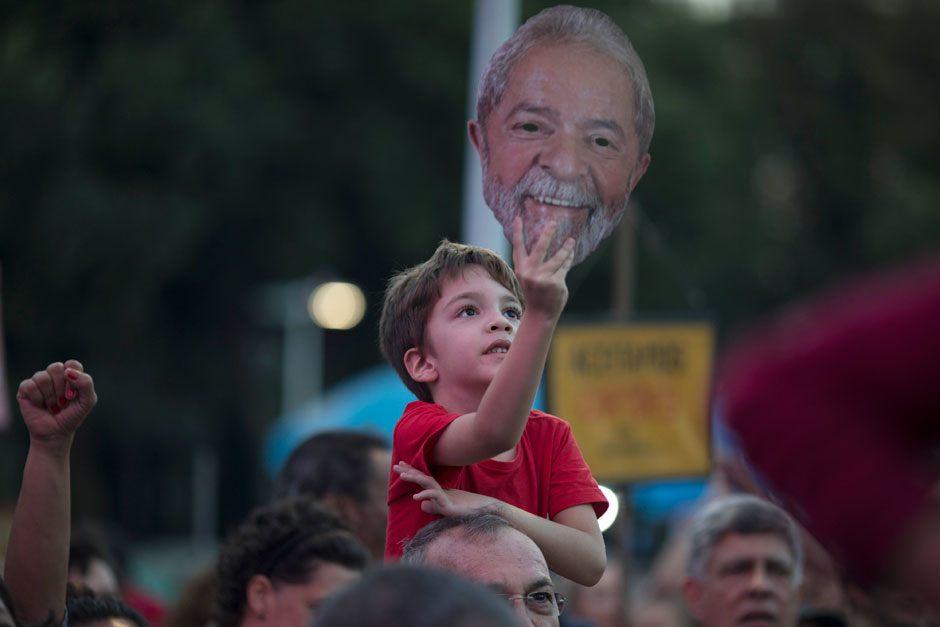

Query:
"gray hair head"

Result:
[[401, 512, 516, 566], [687, 494, 803, 587], [476, 5, 655, 155]]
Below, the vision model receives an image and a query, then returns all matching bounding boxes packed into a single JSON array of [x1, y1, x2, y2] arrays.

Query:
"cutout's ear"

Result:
[[246, 574, 274, 620], [468, 120, 486, 167], [628, 153, 651, 191], [404, 347, 438, 384], [681, 578, 704, 620]]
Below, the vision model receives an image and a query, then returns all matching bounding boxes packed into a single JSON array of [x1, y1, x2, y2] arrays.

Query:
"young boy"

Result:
[[380, 218, 608, 585]]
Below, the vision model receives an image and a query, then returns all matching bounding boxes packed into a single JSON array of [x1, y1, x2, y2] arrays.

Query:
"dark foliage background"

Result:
[[1, 0, 937, 541]]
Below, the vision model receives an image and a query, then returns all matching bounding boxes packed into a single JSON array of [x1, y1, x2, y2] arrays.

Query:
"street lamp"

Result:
[[307, 281, 366, 330], [256, 277, 366, 415]]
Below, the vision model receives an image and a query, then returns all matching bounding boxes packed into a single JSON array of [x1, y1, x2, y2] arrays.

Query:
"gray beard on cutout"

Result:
[[482, 156, 628, 265]]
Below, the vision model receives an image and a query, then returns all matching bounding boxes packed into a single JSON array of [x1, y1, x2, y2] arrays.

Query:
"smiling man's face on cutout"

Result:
[[471, 43, 650, 265]]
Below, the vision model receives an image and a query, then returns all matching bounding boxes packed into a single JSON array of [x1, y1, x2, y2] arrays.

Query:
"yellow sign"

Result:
[[548, 322, 713, 482]]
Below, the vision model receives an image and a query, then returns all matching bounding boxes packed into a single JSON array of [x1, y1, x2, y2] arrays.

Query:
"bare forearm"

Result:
[[4, 438, 72, 624], [495, 502, 606, 586], [474, 312, 556, 450]]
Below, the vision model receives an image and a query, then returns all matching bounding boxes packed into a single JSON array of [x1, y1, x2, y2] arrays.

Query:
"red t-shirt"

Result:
[[385, 401, 608, 560]]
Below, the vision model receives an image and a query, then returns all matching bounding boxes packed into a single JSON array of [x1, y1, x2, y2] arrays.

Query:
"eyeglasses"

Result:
[[499, 591, 566, 616]]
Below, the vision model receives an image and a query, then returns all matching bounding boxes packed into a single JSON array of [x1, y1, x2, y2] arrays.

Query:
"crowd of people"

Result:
[[2, 4, 937, 627]]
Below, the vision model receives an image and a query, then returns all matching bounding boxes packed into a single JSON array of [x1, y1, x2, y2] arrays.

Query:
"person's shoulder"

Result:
[[528, 408, 568, 424], [402, 400, 438, 415], [524, 409, 572, 436], [394, 401, 456, 436]]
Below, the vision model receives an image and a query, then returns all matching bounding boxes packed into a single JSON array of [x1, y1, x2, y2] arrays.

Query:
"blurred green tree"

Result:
[[0, 0, 937, 539]]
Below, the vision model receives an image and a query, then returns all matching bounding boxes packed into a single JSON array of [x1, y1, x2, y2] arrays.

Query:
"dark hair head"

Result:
[[401, 512, 517, 566], [213, 498, 369, 627], [69, 522, 122, 582], [379, 239, 522, 403], [66, 596, 149, 627], [313, 564, 517, 627], [275, 430, 388, 502]]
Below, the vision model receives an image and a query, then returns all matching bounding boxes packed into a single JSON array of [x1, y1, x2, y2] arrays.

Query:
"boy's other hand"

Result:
[[16, 360, 96, 448], [394, 461, 503, 517], [512, 216, 574, 320]]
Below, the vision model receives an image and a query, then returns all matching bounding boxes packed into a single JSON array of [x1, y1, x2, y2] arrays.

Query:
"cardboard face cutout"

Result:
[[472, 43, 649, 265]]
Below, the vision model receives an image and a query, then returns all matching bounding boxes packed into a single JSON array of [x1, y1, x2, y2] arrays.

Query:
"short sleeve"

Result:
[[545, 417, 608, 519]]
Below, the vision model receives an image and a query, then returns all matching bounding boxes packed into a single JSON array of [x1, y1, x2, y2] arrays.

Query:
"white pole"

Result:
[[461, 0, 520, 258], [281, 280, 322, 414]]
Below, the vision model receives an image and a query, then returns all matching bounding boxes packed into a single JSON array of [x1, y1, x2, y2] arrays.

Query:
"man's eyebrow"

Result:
[[581, 118, 626, 141], [504, 102, 558, 121], [486, 582, 511, 595], [718, 557, 753, 570], [523, 577, 555, 593]]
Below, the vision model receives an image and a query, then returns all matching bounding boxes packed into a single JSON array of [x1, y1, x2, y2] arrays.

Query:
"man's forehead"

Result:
[[428, 526, 550, 579], [497, 42, 634, 118], [709, 532, 794, 565]]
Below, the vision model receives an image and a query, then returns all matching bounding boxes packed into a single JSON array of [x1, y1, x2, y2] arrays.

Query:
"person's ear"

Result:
[[404, 347, 438, 384], [681, 577, 704, 619], [246, 574, 274, 621], [628, 153, 651, 191], [468, 120, 486, 168]]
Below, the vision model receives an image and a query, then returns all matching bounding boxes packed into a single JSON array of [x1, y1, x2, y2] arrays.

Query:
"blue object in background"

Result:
[[631, 479, 706, 519]]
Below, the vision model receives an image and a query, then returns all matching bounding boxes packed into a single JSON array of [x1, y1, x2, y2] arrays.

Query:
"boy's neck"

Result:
[[430, 381, 487, 416]]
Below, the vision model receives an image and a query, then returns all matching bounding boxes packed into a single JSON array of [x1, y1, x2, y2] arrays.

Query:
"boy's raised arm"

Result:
[[429, 217, 575, 467], [4, 360, 97, 624]]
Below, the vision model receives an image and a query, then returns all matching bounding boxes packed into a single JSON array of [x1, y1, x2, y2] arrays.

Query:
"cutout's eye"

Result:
[[521, 122, 539, 133], [594, 137, 611, 147]]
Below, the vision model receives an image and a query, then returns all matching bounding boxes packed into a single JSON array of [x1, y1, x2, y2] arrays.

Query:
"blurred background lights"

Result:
[[597, 484, 620, 533], [307, 281, 366, 330]]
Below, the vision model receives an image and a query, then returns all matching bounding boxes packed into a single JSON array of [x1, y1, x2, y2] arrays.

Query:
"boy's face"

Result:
[[416, 266, 522, 396]]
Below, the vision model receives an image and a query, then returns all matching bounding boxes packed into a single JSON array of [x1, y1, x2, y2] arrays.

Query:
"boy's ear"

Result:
[[404, 347, 438, 384]]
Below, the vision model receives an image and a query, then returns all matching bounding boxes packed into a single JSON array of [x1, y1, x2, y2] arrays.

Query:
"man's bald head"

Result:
[[403, 513, 561, 627]]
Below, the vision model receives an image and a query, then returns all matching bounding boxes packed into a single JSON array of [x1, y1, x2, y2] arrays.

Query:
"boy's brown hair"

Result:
[[380, 240, 524, 403]]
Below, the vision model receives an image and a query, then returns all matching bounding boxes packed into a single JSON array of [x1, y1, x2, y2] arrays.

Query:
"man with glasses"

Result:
[[402, 512, 566, 627]]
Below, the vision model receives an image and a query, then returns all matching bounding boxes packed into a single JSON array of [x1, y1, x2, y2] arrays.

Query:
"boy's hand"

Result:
[[394, 462, 503, 517], [512, 216, 574, 320], [16, 360, 97, 446]]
